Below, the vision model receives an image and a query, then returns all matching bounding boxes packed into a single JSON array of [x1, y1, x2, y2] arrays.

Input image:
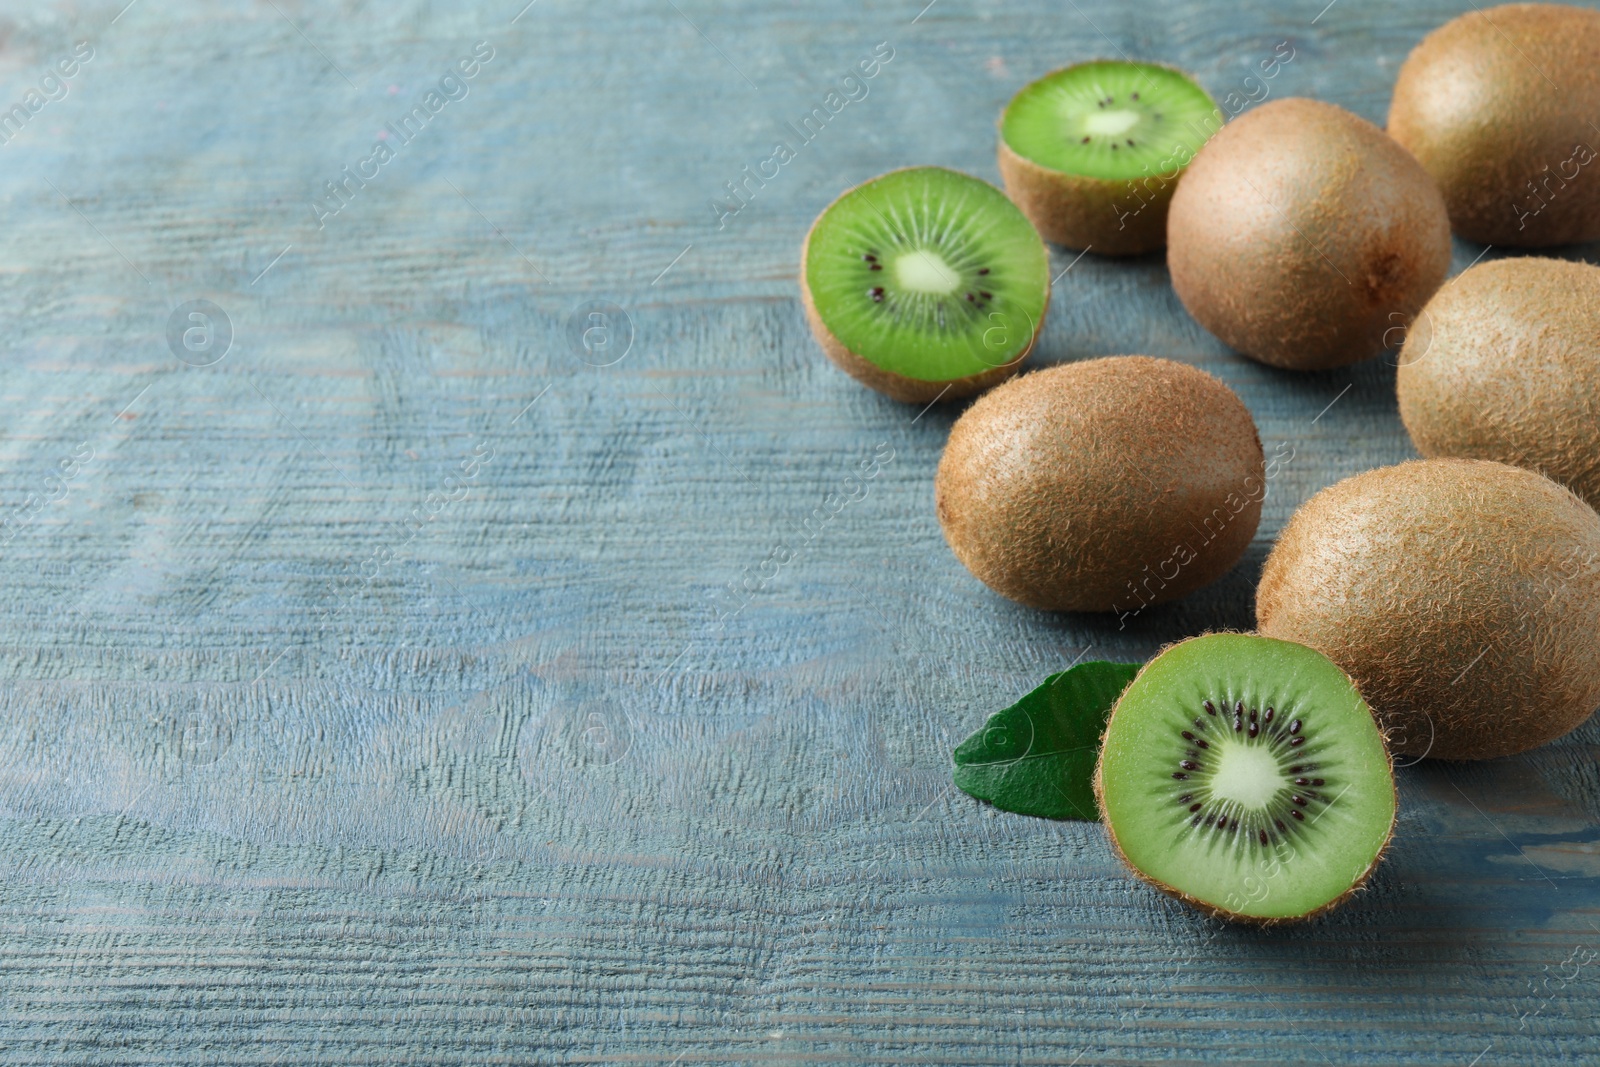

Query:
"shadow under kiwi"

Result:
[[1019, 540, 1268, 658]]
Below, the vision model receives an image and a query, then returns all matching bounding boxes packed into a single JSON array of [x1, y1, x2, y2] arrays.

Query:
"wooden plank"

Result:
[[0, 0, 1595, 1062]]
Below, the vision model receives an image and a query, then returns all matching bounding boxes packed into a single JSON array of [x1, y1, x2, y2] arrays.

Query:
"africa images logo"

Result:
[[311, 42, 496, 229], [0, 41, 94, 145], [710, 42, 895, 230]]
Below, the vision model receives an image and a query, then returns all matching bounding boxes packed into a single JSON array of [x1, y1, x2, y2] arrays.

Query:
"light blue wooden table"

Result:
[[0, 0, 1596, 1062]]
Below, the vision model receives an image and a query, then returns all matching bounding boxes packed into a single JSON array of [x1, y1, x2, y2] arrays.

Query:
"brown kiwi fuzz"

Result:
[[1387, 3, 1600, 247], [935, 357, 1263, 612], [1257, 459, 1600, 760], [1398, 257, 1600, 510], [997, 138, 1170, 256], [1167, 97, 1452, 371]]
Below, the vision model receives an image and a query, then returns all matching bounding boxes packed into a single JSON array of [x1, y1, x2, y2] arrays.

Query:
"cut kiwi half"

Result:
[[1095, 633, 1396, 924], [801, 166, 1051, 403], [999, 60, 1221, 255]]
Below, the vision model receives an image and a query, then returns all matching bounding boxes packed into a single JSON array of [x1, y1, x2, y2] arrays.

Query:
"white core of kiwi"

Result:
[[894, 250, 961, 294]]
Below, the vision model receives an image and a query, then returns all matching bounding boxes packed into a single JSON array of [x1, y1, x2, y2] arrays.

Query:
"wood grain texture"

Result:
[[0, 0, 1596, 1062]]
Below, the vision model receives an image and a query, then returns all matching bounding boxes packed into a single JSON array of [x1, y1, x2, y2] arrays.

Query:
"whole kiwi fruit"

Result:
[[1398, 257, 1600, 509], [935, 356, 1264, 613], [1167, 97, 1452, 371], [1257, 459, 1600, 761], [1387, 3, 1600, 247]]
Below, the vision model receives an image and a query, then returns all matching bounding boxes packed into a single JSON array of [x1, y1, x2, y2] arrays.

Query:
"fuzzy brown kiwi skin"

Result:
[[1167, 97, 1452, 371], [999, 137, 1170, 254], [799, 168, 1049, 404], [1397, 257, 1600, 510], [1257, 459, 1600, 761], [1091, 632, 1397, 926], [1387, 4, 1600, 247], [997, 62, 1221, 256], [935, 357, 1263, 612]]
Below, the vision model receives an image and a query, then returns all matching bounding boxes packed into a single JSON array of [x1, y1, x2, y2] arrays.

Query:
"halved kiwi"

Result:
[[1096, 633, 1396, 924], [801, 166, 1051, 403], [998, 60, 1221, 255]]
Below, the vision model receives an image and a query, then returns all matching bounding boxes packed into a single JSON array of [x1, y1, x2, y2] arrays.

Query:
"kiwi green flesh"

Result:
[[804, 167, 1050, 383], [1098, 634, 1395, 922], [1002, 61, 1218, 180]]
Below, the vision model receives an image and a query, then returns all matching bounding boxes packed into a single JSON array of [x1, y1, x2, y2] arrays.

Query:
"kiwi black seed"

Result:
[[935, 357, 1263, 612], [1097, 633, 1396, 923], [998, 60, 1221, 255], [1167, 97, 1452, 370], [1257, 459, 1600, 760], [801, 166, 1051, 404], [1388, 3, 1600, 247], [1397, 257, 1600, 510]]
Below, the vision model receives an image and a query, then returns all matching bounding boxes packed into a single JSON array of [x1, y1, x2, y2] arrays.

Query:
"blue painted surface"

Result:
[[0, 0, 1595, 1062]]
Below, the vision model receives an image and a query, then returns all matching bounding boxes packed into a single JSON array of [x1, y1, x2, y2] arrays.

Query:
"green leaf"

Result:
[[951, 661, 1142, 821]]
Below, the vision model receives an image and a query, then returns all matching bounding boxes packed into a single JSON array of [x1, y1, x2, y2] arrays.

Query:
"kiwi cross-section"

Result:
[[1095, 633, 1396, 924], [998, 61, 1220, 255], [801, 166, 1050, 404]]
